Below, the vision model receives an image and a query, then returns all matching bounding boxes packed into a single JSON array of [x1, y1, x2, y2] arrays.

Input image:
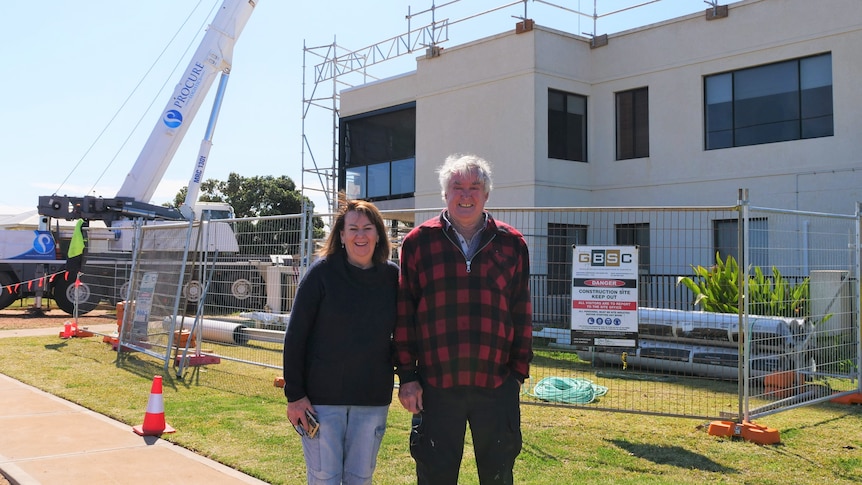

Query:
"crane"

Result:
[[38, 0, 259, 224]]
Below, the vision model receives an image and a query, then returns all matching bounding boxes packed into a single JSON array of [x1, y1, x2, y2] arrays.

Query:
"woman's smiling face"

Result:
[[341, 210, 377, 269]]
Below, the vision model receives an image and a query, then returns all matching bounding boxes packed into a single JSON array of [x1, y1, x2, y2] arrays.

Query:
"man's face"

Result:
[[444, 169, 489, 228]]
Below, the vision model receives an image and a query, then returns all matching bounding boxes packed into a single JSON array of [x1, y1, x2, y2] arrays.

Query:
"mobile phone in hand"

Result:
[[293, 410, 320, 438], [304, 410, 320, 438]]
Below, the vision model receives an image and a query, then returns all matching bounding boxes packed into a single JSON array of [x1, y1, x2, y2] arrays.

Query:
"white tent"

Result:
[[0, 210, 106, 237]]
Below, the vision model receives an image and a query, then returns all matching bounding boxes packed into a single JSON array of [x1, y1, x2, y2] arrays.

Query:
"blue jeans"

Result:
[[300, 404, 389, 485]]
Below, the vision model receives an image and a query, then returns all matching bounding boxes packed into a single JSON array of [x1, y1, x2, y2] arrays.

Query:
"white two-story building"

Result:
[[329, 0, 862, 340], [337, 0, 861, 215]]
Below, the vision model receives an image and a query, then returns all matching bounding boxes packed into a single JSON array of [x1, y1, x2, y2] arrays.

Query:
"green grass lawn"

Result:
[[1, 335, 860, 484]]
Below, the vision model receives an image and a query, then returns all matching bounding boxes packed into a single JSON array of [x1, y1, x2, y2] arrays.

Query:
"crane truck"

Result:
[[0, 0, 260, 315]]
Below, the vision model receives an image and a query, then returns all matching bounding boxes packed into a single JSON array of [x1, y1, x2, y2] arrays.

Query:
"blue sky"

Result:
[[1, 0, 713, 216]]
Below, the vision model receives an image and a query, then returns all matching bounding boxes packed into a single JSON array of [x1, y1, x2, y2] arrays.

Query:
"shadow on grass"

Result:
[[607, 439, 736, 474]]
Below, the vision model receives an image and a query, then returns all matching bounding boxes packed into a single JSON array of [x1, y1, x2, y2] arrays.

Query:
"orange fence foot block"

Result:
[[831, 392, 862, 405], [174, 355, 221, 366], [708, 420, 780, 445], [707, 420, 735, 437], [59, 321, 76, 339], [740, 422, 780, 445]]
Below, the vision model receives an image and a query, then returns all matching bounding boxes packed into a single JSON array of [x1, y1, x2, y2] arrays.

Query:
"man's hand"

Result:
[[398, 380, 424, 414]]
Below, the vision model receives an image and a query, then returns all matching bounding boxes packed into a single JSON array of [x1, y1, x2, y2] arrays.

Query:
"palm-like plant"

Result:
[[677, 253, 809, 318]]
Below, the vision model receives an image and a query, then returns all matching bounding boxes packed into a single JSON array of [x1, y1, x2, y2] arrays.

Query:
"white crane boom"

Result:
[[119, 0, 258, 203], [38, 0, 258, 224]]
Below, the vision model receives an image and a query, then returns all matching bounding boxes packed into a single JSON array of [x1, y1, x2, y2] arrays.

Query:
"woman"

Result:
[[282, 198, 399, 485]]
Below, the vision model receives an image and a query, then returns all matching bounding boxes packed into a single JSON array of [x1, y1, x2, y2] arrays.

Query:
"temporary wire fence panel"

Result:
[[388, 204, 860, 421], [119, 214, 307, 377], [482, 207, 747, 420], [119, 220, 199, 368], [743, 206, 861, 420], [170, 214, 307, 381]]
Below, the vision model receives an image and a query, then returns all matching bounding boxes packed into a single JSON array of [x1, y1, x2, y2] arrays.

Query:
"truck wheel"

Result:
[[217, 272, 263, 311], [52, 273, 101, 315], [228, 277, 252, 301], [0, 272, 19, 310], [118, 281, 131, 303], [183, 280, 204, 303]]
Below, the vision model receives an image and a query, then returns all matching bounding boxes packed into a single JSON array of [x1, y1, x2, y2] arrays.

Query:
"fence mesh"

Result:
[[491, 206, 748, 420], [743, 206, 860, 419], [119, 220, 198, 366], [111, 198, 861, 423]]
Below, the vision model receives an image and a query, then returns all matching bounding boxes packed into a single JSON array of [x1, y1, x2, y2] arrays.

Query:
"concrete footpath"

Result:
[[0, 325, 270, 485]]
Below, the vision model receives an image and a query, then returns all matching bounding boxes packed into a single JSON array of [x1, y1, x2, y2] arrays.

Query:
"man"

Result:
[[394, 153, 533, 484]]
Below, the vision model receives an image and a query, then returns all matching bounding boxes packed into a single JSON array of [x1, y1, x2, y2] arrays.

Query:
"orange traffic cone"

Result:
[[133, 375, 176, 436]]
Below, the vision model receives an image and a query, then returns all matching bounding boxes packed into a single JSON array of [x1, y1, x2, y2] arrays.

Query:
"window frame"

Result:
[[615, 223, 650, 272], [339, 103, 416, 202], [548, 89, 588, 162], [713, 218, 768, 269], [704, 53, 833, 150], [547, 223, 588, 295], [616, 87, 650, 160]]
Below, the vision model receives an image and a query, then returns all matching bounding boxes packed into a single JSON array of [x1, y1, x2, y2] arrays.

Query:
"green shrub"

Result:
[[677, 252, 809, 318]]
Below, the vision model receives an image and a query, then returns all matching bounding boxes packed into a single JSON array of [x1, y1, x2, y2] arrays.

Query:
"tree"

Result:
[[168, 173, 325, 254], [170, 174, 307, 218]]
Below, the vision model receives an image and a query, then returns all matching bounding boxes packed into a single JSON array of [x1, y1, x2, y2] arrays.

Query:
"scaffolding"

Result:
[[299, 6, 450, 216]]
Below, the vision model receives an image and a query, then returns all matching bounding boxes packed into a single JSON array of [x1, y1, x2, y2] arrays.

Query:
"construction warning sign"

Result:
[[571, 246, 639, 348]]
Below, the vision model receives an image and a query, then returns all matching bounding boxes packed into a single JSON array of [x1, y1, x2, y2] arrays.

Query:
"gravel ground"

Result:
[[0, 304, 116, 331]]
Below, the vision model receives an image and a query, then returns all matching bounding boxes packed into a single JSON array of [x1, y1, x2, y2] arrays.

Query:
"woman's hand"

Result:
[[287, 396, 316, 434]]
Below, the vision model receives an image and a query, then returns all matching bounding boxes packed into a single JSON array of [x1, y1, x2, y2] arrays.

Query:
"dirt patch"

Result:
[[0, 304, 116, 331]]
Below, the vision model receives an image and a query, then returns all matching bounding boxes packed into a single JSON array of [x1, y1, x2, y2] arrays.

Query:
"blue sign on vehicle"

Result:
[[7, 231, 56, 260]]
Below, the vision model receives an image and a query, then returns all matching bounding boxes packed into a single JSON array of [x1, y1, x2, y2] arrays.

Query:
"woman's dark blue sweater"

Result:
[[282, 253, 399, 406]]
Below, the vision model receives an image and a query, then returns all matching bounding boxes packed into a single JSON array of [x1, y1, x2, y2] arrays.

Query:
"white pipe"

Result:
[[198, 318, 249, 345]]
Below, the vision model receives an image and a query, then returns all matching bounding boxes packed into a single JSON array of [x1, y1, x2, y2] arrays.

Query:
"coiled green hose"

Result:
[[528, 377, 608, 404]]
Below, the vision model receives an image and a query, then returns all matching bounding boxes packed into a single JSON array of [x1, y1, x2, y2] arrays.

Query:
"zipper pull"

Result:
[[466, 260, 472, 273]]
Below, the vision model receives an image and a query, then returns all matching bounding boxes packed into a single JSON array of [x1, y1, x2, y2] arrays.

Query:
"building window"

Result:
[[616, 87, 649, 160], [616, 223, 650, 305], [548, 89, 587, 162], [714, 218, 768, 268], [340, 103, 416, 201], [366, 163, 391, 198], [390, 158, 416, 195], [346, 157, 416, 200], [705, 53, 833, 150], [615, 223, 650, 271], [548, 223, 588, 295]]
